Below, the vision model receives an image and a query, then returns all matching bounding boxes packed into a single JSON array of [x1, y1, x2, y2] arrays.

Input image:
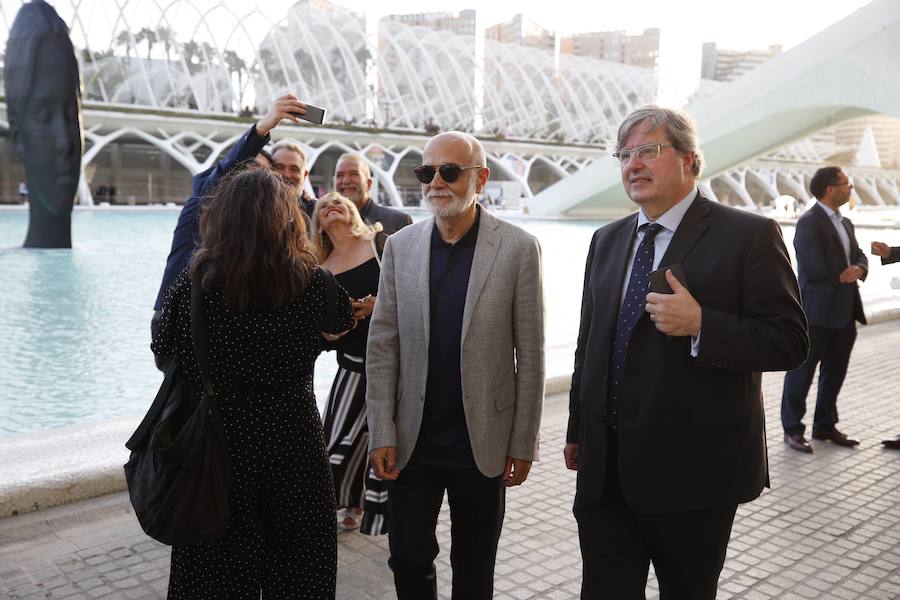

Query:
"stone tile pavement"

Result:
[[2, 320, 900, 599]]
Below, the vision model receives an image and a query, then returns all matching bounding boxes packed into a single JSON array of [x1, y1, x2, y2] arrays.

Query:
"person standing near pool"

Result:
[[151, 95, 309, 347]]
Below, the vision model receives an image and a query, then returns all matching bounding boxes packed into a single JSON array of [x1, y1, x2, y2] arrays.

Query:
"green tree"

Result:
[[135, 27, 157, 61]]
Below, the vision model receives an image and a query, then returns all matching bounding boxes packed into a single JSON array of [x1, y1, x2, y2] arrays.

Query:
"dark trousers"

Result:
[[574, 433, 737, 600], [384, 461, 505, 600], [781, 321, 857, 435]]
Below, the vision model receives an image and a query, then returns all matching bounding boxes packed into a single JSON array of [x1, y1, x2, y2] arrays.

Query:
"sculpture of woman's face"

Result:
[[12, 35, 83, 217]]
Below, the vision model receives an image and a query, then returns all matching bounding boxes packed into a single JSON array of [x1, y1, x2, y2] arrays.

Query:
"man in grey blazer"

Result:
[[366, 131, 545, 599]]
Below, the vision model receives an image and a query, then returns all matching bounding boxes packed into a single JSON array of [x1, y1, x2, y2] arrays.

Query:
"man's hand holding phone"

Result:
[[256, 94, 317, 136]]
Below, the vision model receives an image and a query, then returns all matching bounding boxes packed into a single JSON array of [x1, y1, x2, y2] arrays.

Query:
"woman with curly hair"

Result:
[[311, 192, 389, 536]]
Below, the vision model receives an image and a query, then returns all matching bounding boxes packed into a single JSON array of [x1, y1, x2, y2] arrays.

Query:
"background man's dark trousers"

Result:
[[782, 321, 856, 435], [384, 462, 505, 600]]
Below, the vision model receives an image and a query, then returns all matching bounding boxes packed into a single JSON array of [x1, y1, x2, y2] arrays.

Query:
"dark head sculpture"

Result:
[[4, 0, 83, 248]]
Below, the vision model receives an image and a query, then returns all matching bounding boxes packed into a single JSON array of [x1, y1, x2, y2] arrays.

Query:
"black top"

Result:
[[412, 211, 480, 468], [333, 257, 380, 358]]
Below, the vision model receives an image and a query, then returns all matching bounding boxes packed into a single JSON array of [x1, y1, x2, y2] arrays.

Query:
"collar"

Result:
[[359, 196, 373, 217], [816, 200, 841, 220], [431, 206, 481, 249], [636, 186, 698, 234]]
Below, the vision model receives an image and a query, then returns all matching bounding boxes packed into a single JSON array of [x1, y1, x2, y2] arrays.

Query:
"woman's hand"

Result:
[[351, 295, 376, 320]]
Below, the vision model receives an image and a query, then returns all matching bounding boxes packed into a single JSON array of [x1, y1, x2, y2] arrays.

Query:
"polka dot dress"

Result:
[[152, 268, 355, 600]]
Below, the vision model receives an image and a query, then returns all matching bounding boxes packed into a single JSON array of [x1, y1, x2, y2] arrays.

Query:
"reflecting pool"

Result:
[[2, 207, 900, 437]]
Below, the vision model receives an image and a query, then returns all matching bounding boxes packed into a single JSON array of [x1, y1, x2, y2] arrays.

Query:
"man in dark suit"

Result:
[[869, 240, 899, 449], [781, 166, 867, 453], [335, 153, 412, 234], [564, 105, 808, 599]]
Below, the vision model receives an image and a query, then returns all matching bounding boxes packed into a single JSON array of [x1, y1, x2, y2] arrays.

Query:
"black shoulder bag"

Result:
[[124, 279, 231, 546]]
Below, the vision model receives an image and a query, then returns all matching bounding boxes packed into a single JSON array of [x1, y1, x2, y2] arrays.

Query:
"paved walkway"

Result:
[[2, 321, 900, 599]]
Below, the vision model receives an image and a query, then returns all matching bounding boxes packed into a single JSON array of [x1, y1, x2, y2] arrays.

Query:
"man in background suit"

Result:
[[869, 240, 900, 449], [335, 153, 412, 234], [782, 166, 867, 453], [366, 131, 544, 599], [565, 105, 808, 599]]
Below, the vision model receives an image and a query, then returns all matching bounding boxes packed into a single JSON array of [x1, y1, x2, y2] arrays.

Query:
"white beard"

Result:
[[424, 179, 476, 218]]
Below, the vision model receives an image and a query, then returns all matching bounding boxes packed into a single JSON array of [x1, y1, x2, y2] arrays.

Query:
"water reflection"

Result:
[[2, 208, 900, 437]]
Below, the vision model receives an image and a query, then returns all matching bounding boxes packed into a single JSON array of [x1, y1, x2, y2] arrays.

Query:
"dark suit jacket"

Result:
[[793, 204, 867, 328], [360, 197, 413, 234], [566, 195, 808, 514], [882, 247, 900, 265], [153, 124, 268, 310]]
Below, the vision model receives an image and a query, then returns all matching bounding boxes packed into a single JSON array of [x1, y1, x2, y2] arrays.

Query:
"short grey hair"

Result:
[[616, 105, 704, 178], [335, 153, 372, 181], [271, 140, 308, 171]]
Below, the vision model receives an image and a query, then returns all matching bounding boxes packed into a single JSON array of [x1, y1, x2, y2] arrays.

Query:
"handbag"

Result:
[[124, 278, 231, 546]]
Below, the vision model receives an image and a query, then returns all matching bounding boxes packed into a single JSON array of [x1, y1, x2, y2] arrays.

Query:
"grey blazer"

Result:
[[366, 207, 545, 477]]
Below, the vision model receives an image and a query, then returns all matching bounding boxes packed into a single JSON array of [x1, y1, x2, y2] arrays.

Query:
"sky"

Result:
[[309, 0, 875, 103], [5, 0, 875, 106]]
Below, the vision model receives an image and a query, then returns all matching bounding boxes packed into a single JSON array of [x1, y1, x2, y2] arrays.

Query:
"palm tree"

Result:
[[135, 27, 157, 61], [223, 50, 247, 111], [115, 30, 134, 62], [156, 26, 175, 61]]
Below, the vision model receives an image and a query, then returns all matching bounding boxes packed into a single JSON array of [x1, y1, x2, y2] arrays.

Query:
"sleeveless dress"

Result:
[[322, 255, 389, 535], [152, 269, 354, 599]]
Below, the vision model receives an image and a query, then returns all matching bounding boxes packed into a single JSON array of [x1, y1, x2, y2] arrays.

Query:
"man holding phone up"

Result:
[[151, 94, 310, 344], [564, 106, 808, 599]]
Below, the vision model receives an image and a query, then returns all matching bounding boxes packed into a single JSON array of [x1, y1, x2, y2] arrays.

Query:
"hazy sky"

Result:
[[312, 0, 874, 102]]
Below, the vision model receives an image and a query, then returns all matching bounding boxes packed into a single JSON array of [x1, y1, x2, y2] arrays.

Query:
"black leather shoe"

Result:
[[811, 428, 860, 447], [882, 435, 900, 449], [784, 432, 813, 453]]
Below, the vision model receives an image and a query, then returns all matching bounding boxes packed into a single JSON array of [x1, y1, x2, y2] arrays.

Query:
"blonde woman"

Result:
[[311, 192, 389, 535]]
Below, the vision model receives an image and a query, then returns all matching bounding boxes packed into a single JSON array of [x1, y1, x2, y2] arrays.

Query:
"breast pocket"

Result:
[[494, 382, 516, 412]]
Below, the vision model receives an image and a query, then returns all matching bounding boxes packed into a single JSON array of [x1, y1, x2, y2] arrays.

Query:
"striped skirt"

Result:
[[322, 352, 388, 536]]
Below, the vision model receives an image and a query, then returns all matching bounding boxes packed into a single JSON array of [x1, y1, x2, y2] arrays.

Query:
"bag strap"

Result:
[[319, 266, 338, 332], [190, 278, 216, 405]]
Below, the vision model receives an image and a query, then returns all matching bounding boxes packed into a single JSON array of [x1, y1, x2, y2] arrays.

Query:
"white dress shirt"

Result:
[[621, 187, 701, 356], [815, 201, 851, 264]]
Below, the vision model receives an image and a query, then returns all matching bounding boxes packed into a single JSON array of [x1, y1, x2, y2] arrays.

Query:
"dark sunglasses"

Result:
[[414, 163, 481, 184]]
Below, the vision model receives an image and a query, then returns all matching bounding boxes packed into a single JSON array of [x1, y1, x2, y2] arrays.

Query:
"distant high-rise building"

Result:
[[700, 42, 782, 82], [381, 9, 476, 36], [485, 13, 555, 51], [559, 28, 660, 69]]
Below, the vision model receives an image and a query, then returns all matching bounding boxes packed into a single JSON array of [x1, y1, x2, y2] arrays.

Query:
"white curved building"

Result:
[[0, 0, 657, 206]]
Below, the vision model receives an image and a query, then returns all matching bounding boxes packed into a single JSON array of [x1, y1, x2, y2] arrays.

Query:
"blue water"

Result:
[[3, 207, 900, 437]]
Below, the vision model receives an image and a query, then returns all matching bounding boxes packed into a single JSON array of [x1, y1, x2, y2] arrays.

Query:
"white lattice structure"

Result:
[[0, 0, 656, 206]]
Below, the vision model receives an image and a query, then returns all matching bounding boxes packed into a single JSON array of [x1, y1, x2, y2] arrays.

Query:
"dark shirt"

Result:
[[299, 191, 316, 222], [411, 210, 480, 468]]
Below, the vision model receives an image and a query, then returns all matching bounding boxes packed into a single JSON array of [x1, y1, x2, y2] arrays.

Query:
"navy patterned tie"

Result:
[[608, 223, 663, 429]]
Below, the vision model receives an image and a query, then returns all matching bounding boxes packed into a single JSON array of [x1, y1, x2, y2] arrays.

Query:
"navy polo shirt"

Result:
[[411, 210, 481, 468]]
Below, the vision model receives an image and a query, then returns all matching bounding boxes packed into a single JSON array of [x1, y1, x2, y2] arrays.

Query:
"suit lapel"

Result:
[[659, 194, 711, 266], [596, 215, 638, 335], [811, 204, 847, 262], [417, 219, 434, 351], [461, 209, 501, 345]]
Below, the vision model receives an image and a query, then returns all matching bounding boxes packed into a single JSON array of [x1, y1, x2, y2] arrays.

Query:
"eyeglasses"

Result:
[[612, 143, 674, 166], [832, 181, 854, 189], [414, 163, 481, 184]]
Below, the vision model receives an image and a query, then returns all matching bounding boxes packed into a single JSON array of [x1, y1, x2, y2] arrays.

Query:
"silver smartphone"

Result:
[[292, 104, 325, 125]]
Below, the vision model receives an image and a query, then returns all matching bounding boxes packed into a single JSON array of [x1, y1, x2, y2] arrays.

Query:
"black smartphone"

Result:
[[291, 104, 325, 125], [649, 263, 687, 294]]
